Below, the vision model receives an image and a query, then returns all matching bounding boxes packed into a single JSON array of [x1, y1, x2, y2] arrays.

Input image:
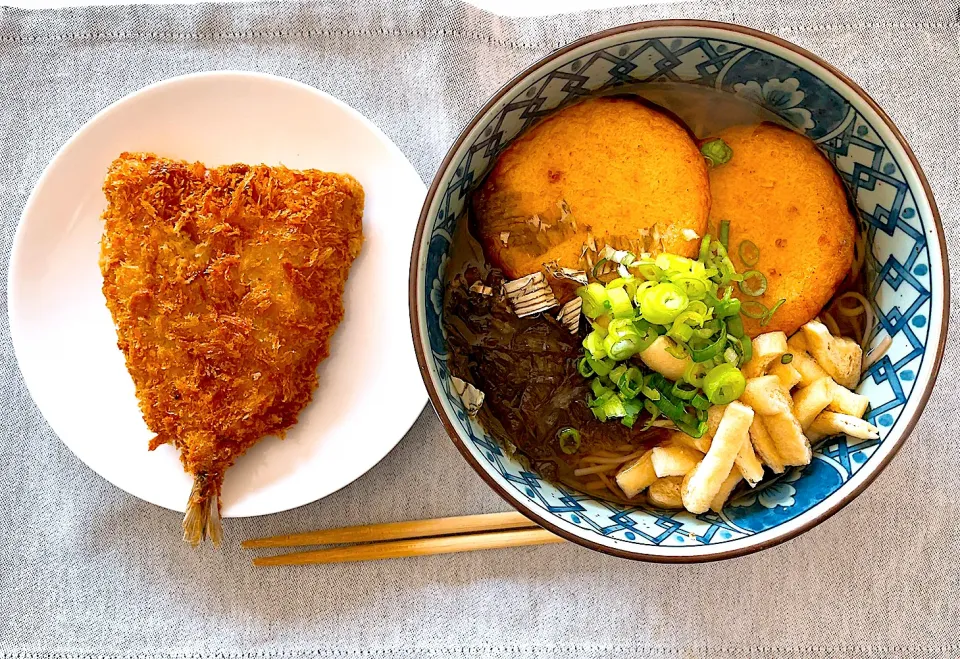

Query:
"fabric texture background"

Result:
[[0, 0, 958, 656]]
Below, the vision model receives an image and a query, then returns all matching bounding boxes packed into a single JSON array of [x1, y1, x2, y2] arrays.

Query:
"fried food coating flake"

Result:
[[99, 153, 364, 545]]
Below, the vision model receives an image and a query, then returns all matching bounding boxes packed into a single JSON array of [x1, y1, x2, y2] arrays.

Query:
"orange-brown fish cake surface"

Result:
[[473, 97, 710, 279], [708, 123, 856, 337], [99, 153, 364, 499]]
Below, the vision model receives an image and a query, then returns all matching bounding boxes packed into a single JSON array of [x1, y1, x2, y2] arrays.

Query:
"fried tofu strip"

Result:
[[750, 414, 785, 474], [762, 411, 812, 467], [648, 476, 685, 509], [615, 450, 657, 499], [802, 320, 863, 389], [710, 467, 744, 513], [651, 443, 704, 478], [682, 402, 753, 514]]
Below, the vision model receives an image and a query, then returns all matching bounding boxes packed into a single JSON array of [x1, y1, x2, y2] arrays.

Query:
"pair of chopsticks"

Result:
[[243, 511, 564, 566]]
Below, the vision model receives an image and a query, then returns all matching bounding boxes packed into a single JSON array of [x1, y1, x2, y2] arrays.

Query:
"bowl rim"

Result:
[[408, 18, 950, 562]]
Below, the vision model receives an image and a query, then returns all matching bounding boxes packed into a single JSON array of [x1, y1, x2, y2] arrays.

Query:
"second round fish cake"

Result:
[[708, 123, 857, 337]]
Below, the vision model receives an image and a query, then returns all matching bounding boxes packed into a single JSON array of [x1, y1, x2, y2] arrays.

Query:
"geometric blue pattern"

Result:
[[418, 31, 941, 554]]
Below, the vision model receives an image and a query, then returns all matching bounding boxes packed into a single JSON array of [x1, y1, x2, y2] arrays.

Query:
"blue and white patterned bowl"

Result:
[[409, 21, 949, 561]]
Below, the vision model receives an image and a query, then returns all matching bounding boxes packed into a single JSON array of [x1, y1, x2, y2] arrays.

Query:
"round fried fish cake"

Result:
[[708, 123, 856, 337], [473, 97, 710, 280]]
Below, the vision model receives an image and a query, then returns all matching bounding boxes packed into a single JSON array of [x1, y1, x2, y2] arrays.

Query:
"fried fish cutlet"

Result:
[[99, 152, 364, 546]]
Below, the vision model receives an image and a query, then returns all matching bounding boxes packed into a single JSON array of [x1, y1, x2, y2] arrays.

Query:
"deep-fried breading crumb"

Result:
[[99, 152, 364, 544]]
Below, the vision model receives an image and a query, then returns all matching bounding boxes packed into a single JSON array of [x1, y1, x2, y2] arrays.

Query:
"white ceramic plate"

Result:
[[9, 71, 427, 517]]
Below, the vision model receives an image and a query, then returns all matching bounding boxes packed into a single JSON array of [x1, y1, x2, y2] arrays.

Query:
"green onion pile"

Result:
[[576, 229, 774, 437]]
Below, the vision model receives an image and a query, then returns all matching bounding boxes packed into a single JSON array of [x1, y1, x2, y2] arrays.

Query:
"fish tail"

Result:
[[182, 473, 223, 547]]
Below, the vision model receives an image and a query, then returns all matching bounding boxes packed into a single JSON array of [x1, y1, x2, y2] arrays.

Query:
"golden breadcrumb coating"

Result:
[[99, 152, 363, 544]]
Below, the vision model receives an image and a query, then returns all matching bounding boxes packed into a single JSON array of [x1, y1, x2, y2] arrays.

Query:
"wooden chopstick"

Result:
[[243, 511, 536, 549], [251, 527, 564, 566]]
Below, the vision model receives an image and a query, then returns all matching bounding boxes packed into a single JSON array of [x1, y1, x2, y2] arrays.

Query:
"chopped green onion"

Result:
[[621, 397, 643, 428], [582, 330, 608, 359], [701, 138, 733, 168], [557, 427, 581, 454], [726, 314, 745, 338], [740, 335, 753, 366], [675, 310, 705, 327], [686, 301, 709, 318], [578, 283, 610, 319], [606, 286, 634, 319], [690, 324, 728, 363], [723, 346, 739, 364], [702, 363, 747, 405], [781, 353, 794, 364], [683, 361, 710, 388], [738, 240, 760, 267], [640, 282, 689, 325], [676, 415, 708, 438], [633, 319, 661, 348], [608, 364, 627, 387], [600, 394, 627, 420], [672, 381, 699, 400], [691, 393, 711, 411], [761, 298, 787, 326], [651, 389, 686, 424], [643, 399, 660, 418], [655, 253, 695, 274], [698, 234, 712, 263], [712, 295, 741, 319], [719, 220, 731, 250], [670, 274, 709, 300], [738, 270, 768, 297], [577, 357, 595, 378], [703, 318, 723, 333], [591, 258, 609, 280], [587, 357, 612, 377], [634, 261, 662, 281], [668, 322, 694, 343], [667, 309, 705, 343], [665, 340, 690, 360], [632, 280, 656, 306], [605, 277, 632, 290], [617, 367, 644, 399], [641, 384, 661, 401], [603, 318, 647, 361], [740, 299, 769, 320], [588, 387, 610, 405], [590, 378, 612, 399], [575, 213, 765, 432]]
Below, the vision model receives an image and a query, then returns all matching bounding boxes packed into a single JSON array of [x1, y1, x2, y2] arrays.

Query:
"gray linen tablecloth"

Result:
[[1, 1, 958, 656]]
